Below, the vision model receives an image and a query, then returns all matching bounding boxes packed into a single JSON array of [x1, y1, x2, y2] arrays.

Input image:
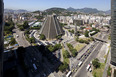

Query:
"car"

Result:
[[90, 61, 92, 64], [75, 69, 77, 72], [71, 69, 74, 72], [16, 35, 19, 38], [43, 73, 46, 77], [89, 68, 92, 72]]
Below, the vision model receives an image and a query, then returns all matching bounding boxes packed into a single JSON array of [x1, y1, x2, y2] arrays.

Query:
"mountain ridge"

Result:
[[4, 7, 111, 15]]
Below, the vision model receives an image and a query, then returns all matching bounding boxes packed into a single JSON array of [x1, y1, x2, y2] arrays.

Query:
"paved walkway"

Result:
[[60, 49, 64, 62], [102, 50, 111, 77]]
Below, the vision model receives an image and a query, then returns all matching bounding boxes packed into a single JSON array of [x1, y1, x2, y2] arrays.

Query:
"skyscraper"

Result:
[[111, 0, 116, 66], [0, 0, 4, 77]]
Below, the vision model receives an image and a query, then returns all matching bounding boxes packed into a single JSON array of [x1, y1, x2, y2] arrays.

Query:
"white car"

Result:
[[90, 61, 92, 64], [89, 68, 92, 72], [16, 35, 19, 38]]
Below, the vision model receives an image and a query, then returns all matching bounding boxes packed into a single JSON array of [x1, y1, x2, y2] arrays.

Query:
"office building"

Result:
[[111, 0, 116, 66]]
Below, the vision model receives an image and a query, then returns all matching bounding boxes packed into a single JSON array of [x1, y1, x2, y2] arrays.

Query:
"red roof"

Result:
[[85, 27, 92, 30]]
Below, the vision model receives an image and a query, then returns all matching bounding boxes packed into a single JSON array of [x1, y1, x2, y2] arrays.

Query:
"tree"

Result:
[[84, 40, 89, 44], [108, 35, 111, 40], [4, 21, 14, 35], [75, 35, 79, 42], [91, 28, 100, 32], [92, 58, 100, 68], [48, 45, 54, 52], [59, 62, 69, 72], [19, 26, 24, 31], [67, 43, 77, 57], [93, 72, 97, 77], [24, 30, 30, 34], [9, 38, 17, 45], [68, 30, 74, 34], [67, 43, 73, 49], [29, 37, 35, 43], [48, 44, 62, 52], [71, 49, 77, 57], [78, 39, 85, 43], [90, 23, 94, 27], [56, 35, 62, 40], [39, 34, 46, 40], [90, 37, 94, 41], [54, 44, 62, 49], [35, 16, 44, 20], [85, 30, 89, 37], [80, 27, 86, 30], [23, 21, 29, 29], [107, 66, 111, 76], [63, 50, 70, 58]]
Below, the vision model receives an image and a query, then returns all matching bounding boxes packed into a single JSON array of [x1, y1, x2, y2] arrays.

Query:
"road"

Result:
[[72, 32, 108, 77], [93, 31, 108, 43], [13, 25, 47, 77], [13, 25, 30, 47], [73, 42, 104, 77]]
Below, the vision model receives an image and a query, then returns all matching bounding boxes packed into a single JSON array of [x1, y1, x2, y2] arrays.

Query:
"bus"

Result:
[[66, 71, 72, 77], [78, 61, 83, 67], [86, 64, 91, 71]]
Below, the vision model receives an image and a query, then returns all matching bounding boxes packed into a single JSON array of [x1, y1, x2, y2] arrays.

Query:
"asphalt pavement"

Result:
[[73, 42, 103, 77], [13, 25, 30, 47]]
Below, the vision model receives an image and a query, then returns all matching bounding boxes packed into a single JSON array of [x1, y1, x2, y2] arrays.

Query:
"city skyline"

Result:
[[4, 0, 110, 11]]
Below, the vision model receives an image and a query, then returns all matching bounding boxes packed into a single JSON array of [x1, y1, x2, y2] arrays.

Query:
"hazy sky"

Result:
[[4, 0, 111, 11]]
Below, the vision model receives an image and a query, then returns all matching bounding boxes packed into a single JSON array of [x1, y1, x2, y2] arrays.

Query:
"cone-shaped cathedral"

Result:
[[40, 15, 64, 40]]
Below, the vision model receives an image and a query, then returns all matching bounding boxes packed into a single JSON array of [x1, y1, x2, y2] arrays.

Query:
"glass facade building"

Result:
[[111, 0, 116, 66]]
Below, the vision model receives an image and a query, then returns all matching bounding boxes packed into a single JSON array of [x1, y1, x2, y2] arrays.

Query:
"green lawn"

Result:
[[75, 43, 86, 52], [92, 63, 105, 77], [62, 48, 70, 64]]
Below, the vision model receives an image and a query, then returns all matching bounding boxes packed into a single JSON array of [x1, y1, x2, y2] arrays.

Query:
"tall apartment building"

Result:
[[111, 0, 116, 66]]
